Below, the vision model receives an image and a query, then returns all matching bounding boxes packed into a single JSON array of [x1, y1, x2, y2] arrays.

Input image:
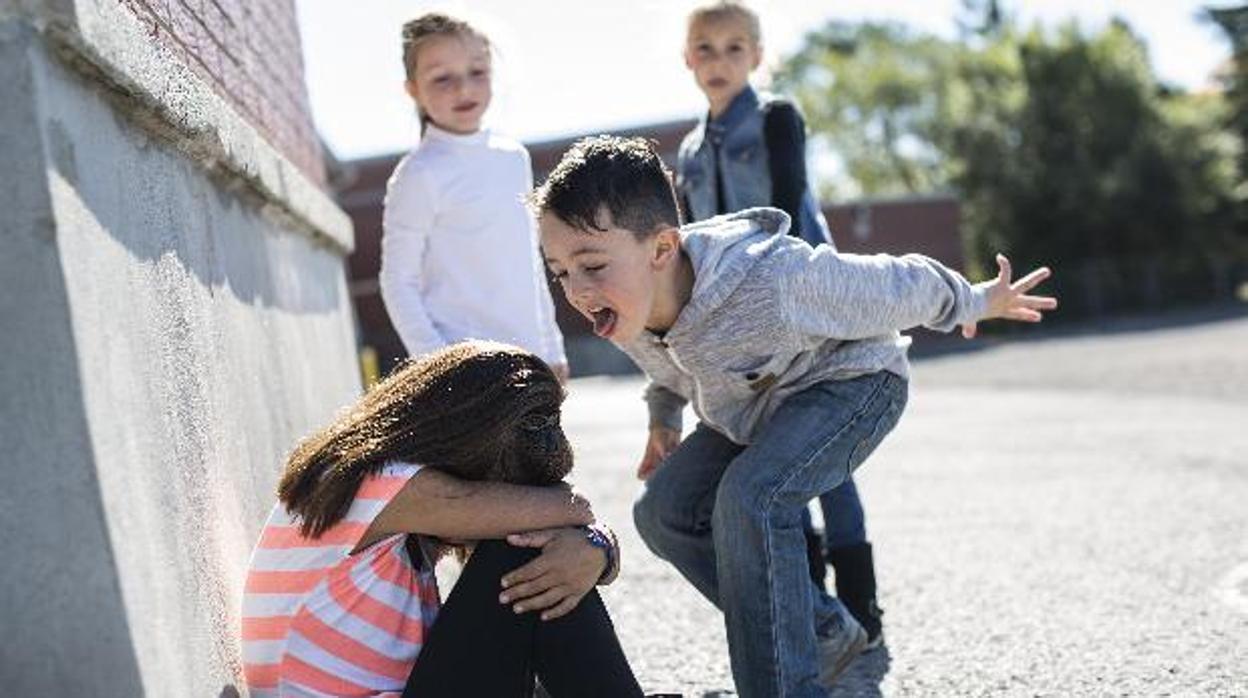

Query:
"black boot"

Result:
[[827, 542, 883, 648]]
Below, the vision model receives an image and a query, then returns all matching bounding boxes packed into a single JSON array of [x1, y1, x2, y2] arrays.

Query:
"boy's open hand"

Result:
[[962, 254, 1058, 339], [500, 527, 606, 620], [638, 426, 681, 480]]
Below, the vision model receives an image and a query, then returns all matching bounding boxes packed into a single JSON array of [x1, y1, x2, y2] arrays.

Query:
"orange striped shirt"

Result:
[[242, 462, 439, 697]]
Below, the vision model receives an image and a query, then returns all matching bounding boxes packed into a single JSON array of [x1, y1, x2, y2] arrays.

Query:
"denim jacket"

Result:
[[676, 86, 831, 248]]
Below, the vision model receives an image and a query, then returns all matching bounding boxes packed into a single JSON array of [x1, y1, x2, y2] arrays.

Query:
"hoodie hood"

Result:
[[670, 207, 792, 334]]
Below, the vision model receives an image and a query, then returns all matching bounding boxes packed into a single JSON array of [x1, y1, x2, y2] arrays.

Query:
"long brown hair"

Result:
[[278, 341, 570, 537]]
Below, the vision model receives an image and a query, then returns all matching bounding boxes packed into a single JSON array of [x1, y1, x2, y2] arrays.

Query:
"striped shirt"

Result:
[[242, 462, 440, 697]]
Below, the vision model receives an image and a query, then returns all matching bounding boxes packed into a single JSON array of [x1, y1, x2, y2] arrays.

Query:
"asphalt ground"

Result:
[[559, 308, 1248, 697]]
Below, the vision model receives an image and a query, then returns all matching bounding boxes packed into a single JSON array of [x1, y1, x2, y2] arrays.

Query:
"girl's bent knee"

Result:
[[466, 540, 539, 577]]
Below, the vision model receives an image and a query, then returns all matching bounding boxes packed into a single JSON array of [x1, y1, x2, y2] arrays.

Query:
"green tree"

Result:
[[977, 21, 1240, 308], [1206, 6, 1247, 149], [780, 14, 1244, 312], [956, 0, 1004, 38], [1206, 6, 1248, 237], [776, 22, 958, 199]]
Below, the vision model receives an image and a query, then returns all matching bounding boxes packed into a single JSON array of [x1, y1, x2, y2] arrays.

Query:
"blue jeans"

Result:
[[817, 479, 866, 551], [633, 372, 907, 697]]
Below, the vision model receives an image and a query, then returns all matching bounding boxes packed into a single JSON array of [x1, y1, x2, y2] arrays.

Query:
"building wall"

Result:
[[0, 2, 357, 695], [826, 195, 964, 268]]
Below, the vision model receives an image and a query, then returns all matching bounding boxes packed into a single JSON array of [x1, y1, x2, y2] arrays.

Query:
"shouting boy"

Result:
[[533, 136, 1055, 697]]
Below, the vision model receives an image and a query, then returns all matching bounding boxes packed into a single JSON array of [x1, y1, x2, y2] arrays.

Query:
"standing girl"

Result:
[[241, 341, 643, 697], [673, 0, 885, 649], [380, 14, 569, 381]]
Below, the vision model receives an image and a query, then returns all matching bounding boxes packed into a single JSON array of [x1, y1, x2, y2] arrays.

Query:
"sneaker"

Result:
[[817, 618, 868, 687]]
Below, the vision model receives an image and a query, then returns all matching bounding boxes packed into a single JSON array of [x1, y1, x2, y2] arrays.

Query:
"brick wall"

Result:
[[825, 196, 964, 269], [118, 0, 326, 186]]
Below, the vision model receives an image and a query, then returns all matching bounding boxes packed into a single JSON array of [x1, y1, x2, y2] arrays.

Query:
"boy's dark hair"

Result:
[[531, 135, 683, 239], [278, 341, 570, 537]]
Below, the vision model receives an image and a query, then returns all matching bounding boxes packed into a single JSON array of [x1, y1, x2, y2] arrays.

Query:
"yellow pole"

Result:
[[359, 346, 381, 390]]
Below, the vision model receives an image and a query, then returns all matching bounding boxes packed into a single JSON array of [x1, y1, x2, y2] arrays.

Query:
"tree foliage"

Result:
[[778, 22, 957, 199], [777, 10, 1245, 312], [1207, 6, 1248, 231]]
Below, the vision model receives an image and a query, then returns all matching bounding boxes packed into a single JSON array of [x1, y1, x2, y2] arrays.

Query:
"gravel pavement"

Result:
[[559, 309, 1248, 697]]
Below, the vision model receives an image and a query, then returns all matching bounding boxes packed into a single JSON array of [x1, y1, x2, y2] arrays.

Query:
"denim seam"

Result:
[[790, 376, 892, 493], [760, 512, 782, 694], [846, 376, 904, 469], [757, 374, 891, 691]]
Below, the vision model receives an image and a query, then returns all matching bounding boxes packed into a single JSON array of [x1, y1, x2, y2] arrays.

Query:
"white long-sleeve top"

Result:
[[379, 124, 566, 366]]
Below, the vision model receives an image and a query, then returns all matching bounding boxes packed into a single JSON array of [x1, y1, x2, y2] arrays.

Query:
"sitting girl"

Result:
[[241, 341, 643, 697]]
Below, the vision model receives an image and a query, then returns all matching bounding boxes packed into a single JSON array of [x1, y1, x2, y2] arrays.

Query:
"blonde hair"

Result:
[[686, 1, 762, 46], [400, 13, 491, 132]]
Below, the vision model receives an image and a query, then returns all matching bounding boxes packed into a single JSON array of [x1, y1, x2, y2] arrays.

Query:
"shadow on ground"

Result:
[[666, 646, 890, 697]]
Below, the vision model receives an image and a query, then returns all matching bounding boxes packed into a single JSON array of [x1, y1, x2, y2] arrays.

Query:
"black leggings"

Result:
[[402, 540, 643, 698]]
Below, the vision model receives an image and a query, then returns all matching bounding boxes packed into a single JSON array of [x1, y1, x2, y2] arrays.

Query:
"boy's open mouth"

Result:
[[589, 307, 617, 338]]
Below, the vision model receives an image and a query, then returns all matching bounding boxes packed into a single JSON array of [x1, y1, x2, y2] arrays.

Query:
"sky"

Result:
[[296, 1, 1235, 162]]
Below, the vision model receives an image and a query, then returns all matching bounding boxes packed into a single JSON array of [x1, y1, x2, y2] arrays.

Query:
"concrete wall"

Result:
[[0, 2, 359, 695]]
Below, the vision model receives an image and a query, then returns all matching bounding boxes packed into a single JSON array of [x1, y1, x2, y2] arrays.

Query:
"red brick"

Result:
[[110, 0, 326, 185]]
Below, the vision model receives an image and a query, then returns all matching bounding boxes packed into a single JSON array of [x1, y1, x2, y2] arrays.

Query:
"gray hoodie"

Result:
[[618, 207, 988, 445]]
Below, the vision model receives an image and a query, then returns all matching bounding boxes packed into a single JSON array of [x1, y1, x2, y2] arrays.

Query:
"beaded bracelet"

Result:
[[581, 524, 616, 584]]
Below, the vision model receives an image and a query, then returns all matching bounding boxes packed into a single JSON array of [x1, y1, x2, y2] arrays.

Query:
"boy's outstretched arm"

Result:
[[960, 254, 1057, 339], [776, 246, 1053, 340]]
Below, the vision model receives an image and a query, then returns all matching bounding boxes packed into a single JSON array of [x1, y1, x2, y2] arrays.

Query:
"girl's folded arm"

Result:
[[369, 468, 594, 541]]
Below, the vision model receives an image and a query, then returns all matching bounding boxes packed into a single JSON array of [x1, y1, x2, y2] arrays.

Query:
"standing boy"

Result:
[[533, 136, 1056, 697]]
